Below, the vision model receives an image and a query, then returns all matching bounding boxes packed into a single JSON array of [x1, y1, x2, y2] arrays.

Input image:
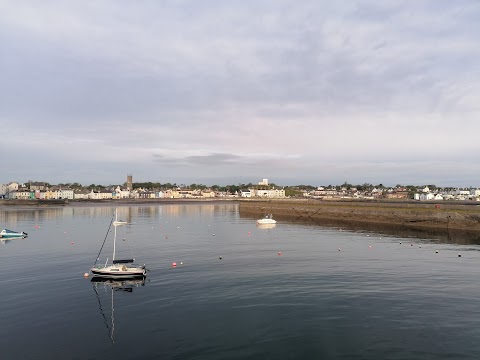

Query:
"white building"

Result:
[[59, 189, 74, 200], [88, 190, 113, 200], [454, 189, 470, 196], [253, 188, 285, 198], [258, 179, 269, 186], [419, 193, 434, 201], [201, 190, 216, 198], [113, 186, 130, 199], [470, 189, 480, 197], [240, 190, 252, 198], [8, 182, 19, 193]]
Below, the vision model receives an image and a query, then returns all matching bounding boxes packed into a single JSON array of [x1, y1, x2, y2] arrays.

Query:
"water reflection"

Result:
[[3, 202, 480, 245], [256, 223, 276, 230], [0, 202, 237, 224], [1, 237, 27, 245], [91, 277, 146, 343], [238, 209, 480, 245], [281, 216, 480, 245]]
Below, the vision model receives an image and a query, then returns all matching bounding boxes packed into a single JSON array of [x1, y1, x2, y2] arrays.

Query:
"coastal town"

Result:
[[1, 176, 480, 202]]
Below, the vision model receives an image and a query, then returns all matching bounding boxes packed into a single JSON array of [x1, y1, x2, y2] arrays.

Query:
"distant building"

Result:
[[29, 182, 47, 191], [201, 190, 215, 198], [0, 183, 7, 196], [8, 182, 19, 193], [420, 193, 434, 201], [240, 190, 252, 198], [59, 189, 74, 200], [113, 186, 130, 199], [258, 179, 269, 186], [74, 189, 89, 199], [89, 190, 113, 200], [127, 174, 133, 191], [252, 188, 285, 198]]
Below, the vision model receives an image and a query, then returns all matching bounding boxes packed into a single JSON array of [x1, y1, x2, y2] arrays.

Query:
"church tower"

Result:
[[127, 174, 133, 191]]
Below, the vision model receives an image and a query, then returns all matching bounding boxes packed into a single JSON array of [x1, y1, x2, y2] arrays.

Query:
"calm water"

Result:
[[2, 203, 480, 359]]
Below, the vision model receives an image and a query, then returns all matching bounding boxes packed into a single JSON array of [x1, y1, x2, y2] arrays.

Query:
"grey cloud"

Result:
[[153, 153, 273, 166], [1, 1, 480, 186]]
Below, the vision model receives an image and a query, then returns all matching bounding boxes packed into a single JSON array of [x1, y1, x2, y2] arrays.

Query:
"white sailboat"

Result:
[[90, 209, 147, 278]]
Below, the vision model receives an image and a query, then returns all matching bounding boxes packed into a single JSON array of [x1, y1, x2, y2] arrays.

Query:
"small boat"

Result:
[[0, 228, 28, 239], [256, 214, 277, 225], [90, 209, 147, 278]]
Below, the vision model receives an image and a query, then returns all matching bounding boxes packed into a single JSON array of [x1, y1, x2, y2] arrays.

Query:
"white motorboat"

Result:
[[90, 209, 147, 278], [0, 228, 28, 239], [256, 214, 277, 225]]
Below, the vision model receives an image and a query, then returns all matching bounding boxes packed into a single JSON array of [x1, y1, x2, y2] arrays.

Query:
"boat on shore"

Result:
[[0, 228, 28, 239], [90, 209, 147, 278], [256, 214, 277, 225]]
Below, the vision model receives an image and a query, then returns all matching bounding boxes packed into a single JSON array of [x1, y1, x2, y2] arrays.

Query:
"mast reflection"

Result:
[[91, 276, 146, 343]]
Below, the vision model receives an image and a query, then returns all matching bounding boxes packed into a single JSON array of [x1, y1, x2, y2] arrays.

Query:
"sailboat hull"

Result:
[[91, 264, 146, 278]]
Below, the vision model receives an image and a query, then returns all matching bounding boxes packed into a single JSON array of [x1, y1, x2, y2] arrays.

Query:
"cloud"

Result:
[[1, 1, 479, 186]]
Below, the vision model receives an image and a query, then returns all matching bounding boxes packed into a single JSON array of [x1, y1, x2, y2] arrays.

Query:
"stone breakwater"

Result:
[[239, 199, 480, 232]]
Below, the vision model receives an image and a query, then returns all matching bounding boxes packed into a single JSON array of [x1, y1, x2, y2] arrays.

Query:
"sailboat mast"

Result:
[[113, 209, 117, 261]]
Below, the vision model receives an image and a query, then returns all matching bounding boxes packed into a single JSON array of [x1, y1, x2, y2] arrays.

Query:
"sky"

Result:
[[1, 1, 480, 187]]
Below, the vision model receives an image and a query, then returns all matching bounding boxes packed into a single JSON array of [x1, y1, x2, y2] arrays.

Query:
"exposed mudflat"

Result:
[[239, 199, 480, 243]]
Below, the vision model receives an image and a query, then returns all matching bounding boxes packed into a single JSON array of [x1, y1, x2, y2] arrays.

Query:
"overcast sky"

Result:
[[1, 1, 479, 187]]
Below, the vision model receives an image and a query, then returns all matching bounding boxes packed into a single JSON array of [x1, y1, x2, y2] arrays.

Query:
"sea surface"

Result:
[[2, 203, 480, 359]]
